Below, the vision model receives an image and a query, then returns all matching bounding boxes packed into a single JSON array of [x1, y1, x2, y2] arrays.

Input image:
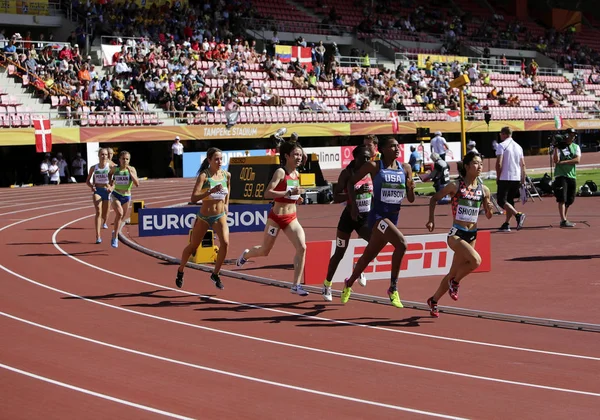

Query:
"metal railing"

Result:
[[2, 39, 72, 54], [394, 52, 562, 76], [241, 17, 354, 38], [1, 108, 598, 129]]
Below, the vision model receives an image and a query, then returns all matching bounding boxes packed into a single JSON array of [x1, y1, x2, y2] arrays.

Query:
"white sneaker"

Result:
[[322, 286, 332, 301], [236, 249, 249, 267], [357, 273, 367, 287], [291, 285, 309, 296]]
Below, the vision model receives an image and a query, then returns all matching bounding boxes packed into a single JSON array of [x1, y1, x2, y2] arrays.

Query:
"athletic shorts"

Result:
[[197, 212, 226, 227], [337, 207, 369, 235], [94, 187, 111, 201], [268, 211, 297, 230], [448, 224, 477, 244], [553, 176, 577, 207], [496, 180, 520, 207], [111, 191, 131, 205], [368, 210, 399, 230]]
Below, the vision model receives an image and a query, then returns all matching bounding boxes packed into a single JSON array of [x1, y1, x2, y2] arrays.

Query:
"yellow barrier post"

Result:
[[188, 229, 219, 264], [130, 200, 145, 225], [449, 74, 471, 158]]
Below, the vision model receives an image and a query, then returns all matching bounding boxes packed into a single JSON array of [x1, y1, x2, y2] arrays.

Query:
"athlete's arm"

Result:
[[402, 162, 415, 203], [426, 181, 458, 232], [190, 172, 208, 203], [482, 185, 494, 219], [224, 172, 231, 212], [264, 168, 288, 199], [85, 166, 95, 191], [107, 167, 116, 191], [332, 169, 350, 203], [129, 166, 140, 187], [495, 152, 503, 178]]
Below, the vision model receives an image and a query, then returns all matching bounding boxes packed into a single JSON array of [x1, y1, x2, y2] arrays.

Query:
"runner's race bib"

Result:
[[94, 172, 109, 184], [455, 199, 481, 223], [356, 193, 372, 213], [286, 179, 300, 200], [114, 174, 130, 185], [380, 183, 405, 204]]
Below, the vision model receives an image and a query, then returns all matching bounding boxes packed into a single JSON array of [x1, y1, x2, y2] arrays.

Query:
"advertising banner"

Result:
[[138, 204, 270, 237], [303, 231, 491, 284], [302, 146, 343, 170]]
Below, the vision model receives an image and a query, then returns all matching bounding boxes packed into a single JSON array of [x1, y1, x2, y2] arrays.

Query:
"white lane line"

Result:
[[2, 264, 600, 398], [0, 313, 466, 419], [0, 361, 194, 420], [0, 188, 190, 217], [51, 213, 600, 363]]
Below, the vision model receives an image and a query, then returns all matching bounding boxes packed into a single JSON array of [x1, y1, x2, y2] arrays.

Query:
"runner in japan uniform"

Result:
[[425, 151, 493, 317]]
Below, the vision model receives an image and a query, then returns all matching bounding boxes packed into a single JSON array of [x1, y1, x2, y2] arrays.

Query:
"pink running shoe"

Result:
[[427, 297, 439, 318], [448, 279, 460, 301]]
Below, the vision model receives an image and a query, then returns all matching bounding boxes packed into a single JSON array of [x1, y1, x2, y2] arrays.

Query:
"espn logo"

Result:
[[353, 241, 448, 273]]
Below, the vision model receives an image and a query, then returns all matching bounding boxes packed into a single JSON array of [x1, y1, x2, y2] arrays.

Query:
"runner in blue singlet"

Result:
[[340, 136, 416, 308]]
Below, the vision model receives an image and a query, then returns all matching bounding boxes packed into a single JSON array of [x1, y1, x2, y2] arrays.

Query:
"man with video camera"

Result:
[[553, 129, 581, 228]]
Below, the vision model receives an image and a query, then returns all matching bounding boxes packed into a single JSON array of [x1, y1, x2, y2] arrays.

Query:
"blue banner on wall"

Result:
[[138, 204, 270, 237], [183, 149, 267, 178]]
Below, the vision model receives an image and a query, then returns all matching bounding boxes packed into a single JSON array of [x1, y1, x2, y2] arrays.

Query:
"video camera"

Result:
[[271, 127, 287, 148]]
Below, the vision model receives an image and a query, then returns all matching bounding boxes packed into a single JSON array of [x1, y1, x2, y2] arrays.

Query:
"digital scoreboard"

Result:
[[228, 156, 281, 204]]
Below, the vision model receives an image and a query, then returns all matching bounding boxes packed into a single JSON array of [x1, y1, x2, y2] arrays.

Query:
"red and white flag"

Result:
[[446, 110, 461, 122], [293, 46, 313, 71], [390, 111, 400, 134], [34, 118, 52, 153]]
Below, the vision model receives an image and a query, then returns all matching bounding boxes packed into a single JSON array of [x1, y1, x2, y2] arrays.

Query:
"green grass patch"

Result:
[[413, 169, 600, 196]]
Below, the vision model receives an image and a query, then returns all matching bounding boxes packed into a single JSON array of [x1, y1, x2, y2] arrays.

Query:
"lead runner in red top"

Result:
[[425, 152, 494, 318], [236, 141, 310, 296]]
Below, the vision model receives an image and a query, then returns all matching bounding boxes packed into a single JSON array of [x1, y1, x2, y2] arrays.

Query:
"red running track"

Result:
[[1, 179, 599, 419]]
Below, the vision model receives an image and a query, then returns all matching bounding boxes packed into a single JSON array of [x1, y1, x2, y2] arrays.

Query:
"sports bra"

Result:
[[273, 170, 300, 203]]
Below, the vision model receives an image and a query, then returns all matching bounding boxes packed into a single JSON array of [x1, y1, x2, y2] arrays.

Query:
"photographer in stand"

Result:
[[552, 129, 581, 228]]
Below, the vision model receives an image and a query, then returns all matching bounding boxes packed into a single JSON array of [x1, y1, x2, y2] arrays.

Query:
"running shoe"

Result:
[[322, 279, 333, 302], [515, 212, 526, 231], [448, 279, 460, 301], [111, 238, 118, 248], [291, 284, 309, 296], [357, 272, 367, 287], [211, 272, 224, 290], [340, 279, 352, 304], [236, 249, 249, 267], [498, 222, 511, 232], [388, 288, 404, 308], [103, 223, 108, 229], [560, 220, 575, 228], [175, 270, 184, 288], [427, 297, 439, 318], [95, 238, 102, 244]]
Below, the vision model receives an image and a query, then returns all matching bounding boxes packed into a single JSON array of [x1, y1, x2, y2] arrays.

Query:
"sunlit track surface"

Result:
[[1, 179, 599, 419]]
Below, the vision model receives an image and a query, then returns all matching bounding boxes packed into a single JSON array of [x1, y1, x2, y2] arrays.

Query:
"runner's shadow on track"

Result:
[[482, 225, 552, 233], [19, 250, 106, 257], [123, 298, 216, 309], [196, 301, 338, 320], [8, 240, 81, 246], [62, 289, 190, 301], [508, 254, 600, 262], [234, 263, 294, 271], [297, 316, 429, 329], [25, 227, 86, 231]]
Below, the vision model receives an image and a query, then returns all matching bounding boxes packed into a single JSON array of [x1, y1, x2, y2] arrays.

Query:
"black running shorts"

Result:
[[337, 206, 369, 235]]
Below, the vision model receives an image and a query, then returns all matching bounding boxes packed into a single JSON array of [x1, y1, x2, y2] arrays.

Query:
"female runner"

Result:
[[176, 148, 229, 290], [236, 141, 309, 296], [103, 147, 118, 229], [108, 151, 140, 248], [425, 152, 493, 317], [340, 136, 415, 307], [322, 145, 372, 301], [85, 148, 112, 244]]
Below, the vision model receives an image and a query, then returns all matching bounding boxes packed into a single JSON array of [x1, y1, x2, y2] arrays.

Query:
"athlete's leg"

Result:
[[282, 219, 307, 287], [93, 194, 102, 242], [178, 218, 209, 273], [325, 229, 351, 282], [242, 218, 280, 260], [211, 216, 230, 275], [446, 237, 481, 285]]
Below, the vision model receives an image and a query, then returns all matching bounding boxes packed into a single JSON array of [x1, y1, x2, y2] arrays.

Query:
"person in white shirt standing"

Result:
[[56, 152, 70, 184], [171, 136, 184, 177], [495, 127, 526, 232], [72, 152, 87, 183], [430, 131, 449, 161]]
